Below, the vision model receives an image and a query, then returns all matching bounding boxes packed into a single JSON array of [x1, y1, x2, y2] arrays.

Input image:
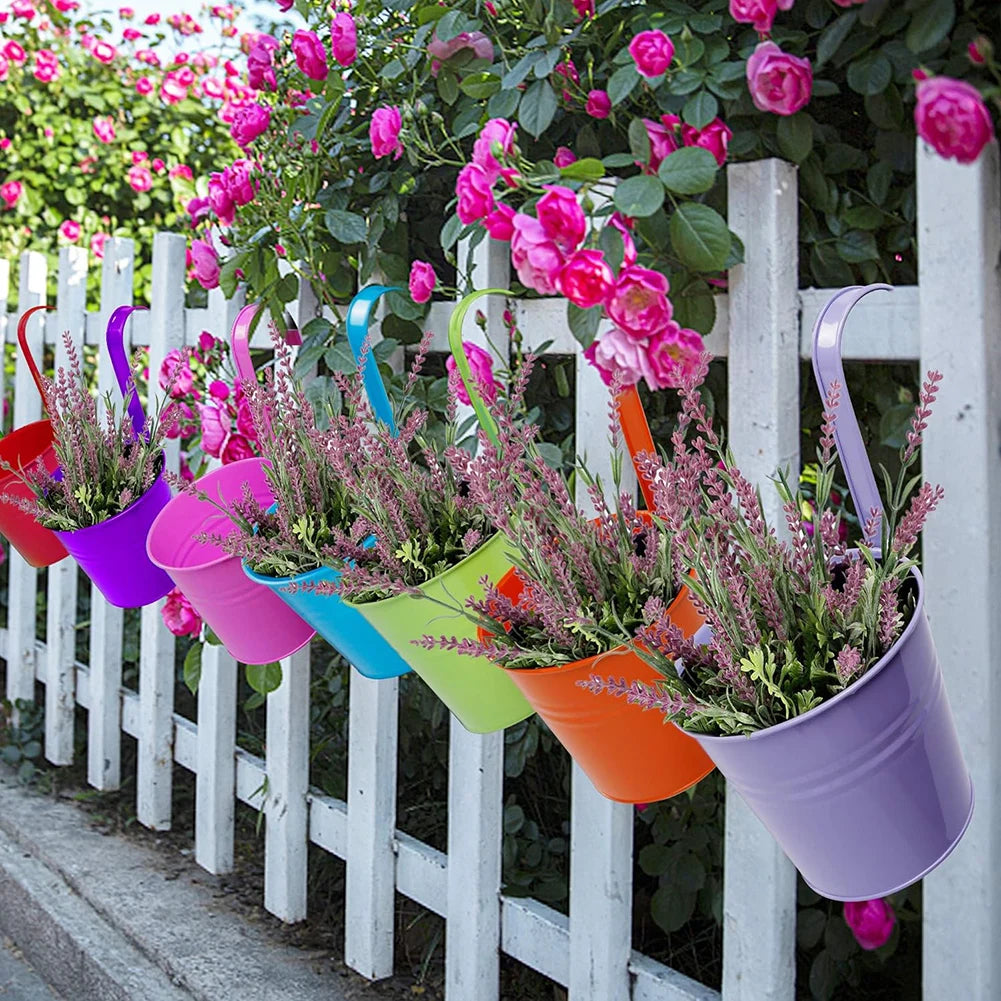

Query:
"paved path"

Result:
[[0, 939, 61, 1000]]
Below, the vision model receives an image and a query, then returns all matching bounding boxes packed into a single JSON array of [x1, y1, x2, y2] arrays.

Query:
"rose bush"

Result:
[[0, 0, 248, 304]]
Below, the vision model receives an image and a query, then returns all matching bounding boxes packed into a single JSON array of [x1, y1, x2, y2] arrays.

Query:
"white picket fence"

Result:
[[1, 144, 999, 1001]]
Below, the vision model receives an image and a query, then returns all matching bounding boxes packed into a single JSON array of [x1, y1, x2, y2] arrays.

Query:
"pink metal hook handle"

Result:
[[230, 303, 259, 383], [810, 283, 893, 550]]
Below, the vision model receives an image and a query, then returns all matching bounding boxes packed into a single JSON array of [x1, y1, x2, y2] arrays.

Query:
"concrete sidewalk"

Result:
[[0, 937, 62, 1000], [0, 771, 385, 1001]]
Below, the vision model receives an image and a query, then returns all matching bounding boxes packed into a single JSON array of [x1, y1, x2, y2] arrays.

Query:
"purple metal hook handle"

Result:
[[230, 303, 259, 383], [810, 283, 893, 550], [106, 304, 149, 439]]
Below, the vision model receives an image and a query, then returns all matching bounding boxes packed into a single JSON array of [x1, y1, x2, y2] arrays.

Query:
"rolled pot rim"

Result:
[[691, 564, 925, 745], [342, 529, 509, 610], [56, 464, 169, 539], [147, 456, 269, 573]]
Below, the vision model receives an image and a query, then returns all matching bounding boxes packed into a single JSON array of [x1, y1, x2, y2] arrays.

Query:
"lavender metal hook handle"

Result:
[[106, 304, 149, 439], [810, 283, 893, 550], [230, 302, 259, 383]]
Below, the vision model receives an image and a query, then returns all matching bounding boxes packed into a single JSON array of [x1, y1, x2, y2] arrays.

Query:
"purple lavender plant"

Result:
[[588, 355, 945, 736], [1, 332, 168, 532]]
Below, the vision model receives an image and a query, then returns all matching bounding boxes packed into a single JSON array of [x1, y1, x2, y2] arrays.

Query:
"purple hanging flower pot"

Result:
[[687, 285, 973, 901]]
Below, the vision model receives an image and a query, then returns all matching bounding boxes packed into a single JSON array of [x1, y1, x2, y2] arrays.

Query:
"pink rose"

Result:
[[93, 116, 116, 143], [198, 401, 230, 456], [0, 55, 8, 82], [553, 59, 578, 103], [554, 146, 577, 168], [170, 164, 194, 181], [3, 42, 26, 64], [59, 220, 81, 241], [915, 76, 995, 165], [629, 30, 674, 78], [222, 159, 256, 206], [90, 232, 108, 258], [586, 89, 611, 119], [645, 324, 704, 390], [510, 213, 565, 295], [230, 102, 270, 148], [186, 196, 210, 225], [247, 35, 277, 91], [128, 165, 152, 192], [135, 76, 153, 95], [681, 117, 732, 166], [132, 151, 148, 165], [455, 162, 495, 224], [843, 899, 895, 951], [123, 27, 140, 40], [427, 30, 493, 75], [409, 260, 436, 304], [159, 348, 194, 398], [369, 105, 403, 160], [161, 588, 202, 637], [331, 12, 357, 67], [191, 239, 220, 290], [277, 0, 293, 9], [221, 433, 254, 465], [483, 202, 515, 241], [235, 391, 256, 441], [729, 0, 779, 33], [92, 40, 117, 63], [207, 172, 234, 225], [292, 29, 327, 81], [557, 249, 615, 309], [536, 185, 586, 254], [33, 49, 59, 83], [0, 180, 22, 210], [162, 400, 195, 439], [472, 118, 516, 183], [572, 0, 594, 17], [584, 327, 649, 387], [606, 266, 673, 340], [208, 380, 230, 401], [746, 41, 812, 116], [445, 342, 501, 406], [642, 114, 681, 173], [144, 11, 159, 21]]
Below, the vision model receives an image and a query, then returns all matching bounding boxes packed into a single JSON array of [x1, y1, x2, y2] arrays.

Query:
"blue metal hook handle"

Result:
[[346, 285, 399, 434]]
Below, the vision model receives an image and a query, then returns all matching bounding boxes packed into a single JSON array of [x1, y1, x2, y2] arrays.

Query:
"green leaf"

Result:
[[459, 72, 501, 99], [607, 63, 640, 106], [682, 91, 718, 130], [836, 229, 879, 262], [638, 843, 671, 876], [504, 803, 525, 834], [628, 117, 652, 165], [670, 203, 731, 272], [599, 225, 626, 273], [847, 52, 892, 95], [673, 281, 716, 334], [651, 885, 697, 934], [183, 643, 202, 696], [519, 80, 558, 138], [437, 67, 460, 104], [325, 209, 367, 244], [657, 147, 718, 195], [558, 157, 605, 181], [809, 950, 841, 1001], [245, 661, 283, 696], [440, 212, 463, 251], [797, 907, 827, 949], [843, 205, 883, 229], [613, 175, 664, 218], [867, 160, 892, 204], [502, 51, 539, 90], [776, 113, 814, 163], [488, 87, 520, 119], [816, 11, 857, 68], [865, 85, 904, 130], [534, 442, 564, 469], [905, 0, 955, 53], [567, 302, 602, 349], [825, 914, 858, 961]]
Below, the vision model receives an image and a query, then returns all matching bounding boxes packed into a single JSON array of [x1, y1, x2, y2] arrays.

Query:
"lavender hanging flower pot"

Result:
[[56, 306, 173, 608], [686, 286, 973, 901]]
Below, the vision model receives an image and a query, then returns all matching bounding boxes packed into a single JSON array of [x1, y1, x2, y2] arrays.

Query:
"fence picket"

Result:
[[723, 159, 798, 1001], [137, 233, 184, 829], [264, 645, 311, 921], [919, 139, 1001, 1001], [7, 252, 46, 719], [44, 247, 86, 765]]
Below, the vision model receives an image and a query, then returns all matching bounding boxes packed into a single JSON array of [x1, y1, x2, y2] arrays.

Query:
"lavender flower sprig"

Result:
[[1, 331, 169, 532]]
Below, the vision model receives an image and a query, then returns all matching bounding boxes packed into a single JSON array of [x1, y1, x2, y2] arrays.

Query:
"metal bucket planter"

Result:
[[497, 566, 715, 803], [56, 306, 173, 607], [146, 305, 315, 663], [230, 292, 409, 678], [0, 306, 67, 567], [346, 530, 533, 732], [687, 284, 973, 901]]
